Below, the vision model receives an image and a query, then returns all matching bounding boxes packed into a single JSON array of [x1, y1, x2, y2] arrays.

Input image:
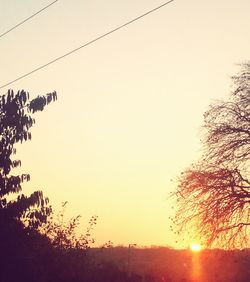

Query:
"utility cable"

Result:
[[0, 0, 59, 39], [0, 0, 175, 90]]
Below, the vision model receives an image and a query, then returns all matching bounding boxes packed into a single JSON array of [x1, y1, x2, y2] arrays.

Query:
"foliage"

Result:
[[0, 89, 57, 228], [39, 201, 98, 250], [173, 63, 250, 248]]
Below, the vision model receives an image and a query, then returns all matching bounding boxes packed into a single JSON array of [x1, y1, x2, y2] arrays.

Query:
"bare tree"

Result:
[[173, 63, 250, 248]]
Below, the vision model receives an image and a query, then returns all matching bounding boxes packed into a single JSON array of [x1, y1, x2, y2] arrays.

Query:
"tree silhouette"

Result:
[[40, 201, 98, 250], [0, 89, 57, 229], [173, 63, 250, 248]]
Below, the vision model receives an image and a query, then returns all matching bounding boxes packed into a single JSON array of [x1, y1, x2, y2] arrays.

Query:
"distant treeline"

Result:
[[89, 246, 250, 282], [0, 216, 133, 282], [0, 214, 139, 282], [1, 217, 250, 282]]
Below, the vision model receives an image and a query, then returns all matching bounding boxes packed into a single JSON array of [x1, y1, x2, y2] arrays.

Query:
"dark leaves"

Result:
[[0, 89, 57, 229], [28, 91, 57, 113]]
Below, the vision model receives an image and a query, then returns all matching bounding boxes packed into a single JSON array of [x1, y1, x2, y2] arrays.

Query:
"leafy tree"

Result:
[[40, 201, 98, 250], [0, 89, 57, 229], [173, 63, 250, 248]]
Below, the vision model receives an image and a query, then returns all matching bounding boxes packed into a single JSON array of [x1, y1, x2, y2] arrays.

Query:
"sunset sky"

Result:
[[0, 0, 250, 248]]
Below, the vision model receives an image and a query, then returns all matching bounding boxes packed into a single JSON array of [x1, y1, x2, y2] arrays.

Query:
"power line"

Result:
[[0, 0, 59, 39], [0, 0, 175, 90]]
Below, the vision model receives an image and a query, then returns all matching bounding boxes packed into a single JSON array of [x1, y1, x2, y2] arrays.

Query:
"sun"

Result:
[[190, 243, 202, 252]]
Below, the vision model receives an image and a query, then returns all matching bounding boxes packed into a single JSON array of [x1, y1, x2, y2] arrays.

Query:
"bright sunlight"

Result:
[[190, 243, 202, 252]]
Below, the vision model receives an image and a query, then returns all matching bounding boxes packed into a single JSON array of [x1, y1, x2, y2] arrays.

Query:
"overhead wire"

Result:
[[0, 0, 175, 90], [0, 0, 59, 39]]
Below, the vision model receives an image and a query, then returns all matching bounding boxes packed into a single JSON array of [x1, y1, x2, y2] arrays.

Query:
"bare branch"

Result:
[[174, 63, 250, 248]]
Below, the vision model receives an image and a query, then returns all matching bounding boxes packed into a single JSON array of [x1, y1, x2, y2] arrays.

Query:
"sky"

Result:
[[0, 0, 250, 248]]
